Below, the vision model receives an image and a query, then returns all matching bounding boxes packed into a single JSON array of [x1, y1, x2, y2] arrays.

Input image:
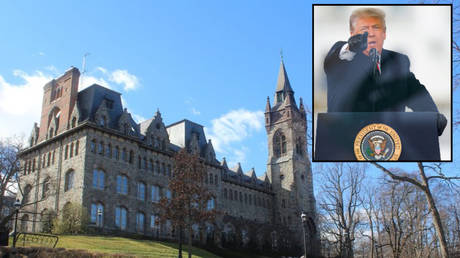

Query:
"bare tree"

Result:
[[372, 162, 460, 258], [157, 148, 217, 258], [319, 163, 366, 258]]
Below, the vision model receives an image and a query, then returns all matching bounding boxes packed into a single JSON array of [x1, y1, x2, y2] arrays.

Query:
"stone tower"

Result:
[[37, 67, 80, 142], [265, 59, 319, 254]]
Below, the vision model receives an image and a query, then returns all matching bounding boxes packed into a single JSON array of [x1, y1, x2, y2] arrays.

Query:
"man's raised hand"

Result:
[[348, 32, 368, 53]]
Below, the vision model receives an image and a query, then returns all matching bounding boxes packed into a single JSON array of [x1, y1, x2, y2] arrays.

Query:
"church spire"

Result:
[[274, 58, 294, 105]]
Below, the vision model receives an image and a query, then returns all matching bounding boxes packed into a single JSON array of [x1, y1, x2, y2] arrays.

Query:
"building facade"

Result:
[[18, 61, 318, 254]]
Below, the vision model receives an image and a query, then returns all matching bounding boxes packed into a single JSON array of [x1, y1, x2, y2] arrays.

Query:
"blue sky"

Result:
[[0, 1, 458, 183]]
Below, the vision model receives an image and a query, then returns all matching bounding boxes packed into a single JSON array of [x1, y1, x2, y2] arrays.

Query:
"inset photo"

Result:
[[313, 5, 452, 162]]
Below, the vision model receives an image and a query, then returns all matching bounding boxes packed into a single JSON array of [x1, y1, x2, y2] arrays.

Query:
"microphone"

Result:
[[369, 48, 378, 79]]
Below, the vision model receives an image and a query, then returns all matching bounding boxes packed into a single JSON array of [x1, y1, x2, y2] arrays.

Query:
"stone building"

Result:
[[18, 60, 319, 254]]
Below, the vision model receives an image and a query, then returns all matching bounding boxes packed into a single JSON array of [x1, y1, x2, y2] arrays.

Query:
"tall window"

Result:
[[47, 152, 51, 166], [151, 185, 160, 202], [129, 150, 133, 164], [149, 159, 153, 171], [90, 139, 96, 153], [224, 188, 227, 199], [75, 141, 79, 156], [136, 212, 145, 232], [91, 203, 104, 227], [64, 145, 68, 160], [116, 175, 128, 195], [207, 198, 215, 210], [42, 177, 50, 199], [98, 141, 104, 155], [137, 182, 146, 201], [106, 144, 112, 158], [93, 169, 105, 189], [23, 184, 32, 204], [114, 146, 119, 160], [273, 131, 287, 157], [150, 214, 158, 229], [167, 165, 171, 177], [122, 148, 127, 162], [115, 206, 127, 230], [70, 143, 74, 158], [64, 170, 74, 191], [155, 161, 160, 174], [165, 189, 172, 200]]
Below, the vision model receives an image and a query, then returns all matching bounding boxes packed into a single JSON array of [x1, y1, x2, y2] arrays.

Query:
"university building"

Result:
[[18, 60, 319, 253]]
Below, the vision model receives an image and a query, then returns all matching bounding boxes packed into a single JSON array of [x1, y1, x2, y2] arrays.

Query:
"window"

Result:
[[224, 188, 227, 199], [249, 194, 252, 205], [64, 145, 68, 160], [90, 139, 96, 153], [115, 206, 127, 230], [23, 184, 32, 204], [70, 142, 74, 158], [122, 148, 127, 162], [42, 177, 50, 199], [282, 199, 286, 208], [138, 156, 142, 169], [106, 144, 112, 158], [98, 141, 104, 155], [64, 170, 74, 191], [52, 151, 55, 164], [239, 192, 242, 202], [161, 163, 165, 175], [215, 175, 218, 186], [207, 199, 215, 210], [42, 154, 46, 168], [129, 150, 133, 164], [115, 146, 119, 160], [166, 164, 171, 177], [165, 189, 172, 200], [116, 175, 128, 195], [151, 185, 160, 202], [136, 212, 145, 232], [244, 193, 247, 204], [93, 169, 105, 189], [137, 182, 146, 201], [296, 137, 303, 155], [149, 159, 153, 171], [71, 117, 76, 128], [229, 189, 233, 200], [150, 215, 159, 229], [273, 131, 287, 157], [209, 174, 213, 184], [91, 203, 104, 227], [155, 161, 160, 174], [75, 141, 79, 156], [143, 158, 147, 170], [233, 191, 237, 201], [47, 152, 51, 166]]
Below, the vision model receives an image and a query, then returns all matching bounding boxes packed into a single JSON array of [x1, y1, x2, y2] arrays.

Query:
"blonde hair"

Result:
[[349, 8, 386, 32]]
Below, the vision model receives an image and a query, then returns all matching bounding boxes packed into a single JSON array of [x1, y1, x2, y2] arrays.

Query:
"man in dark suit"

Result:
[[324, 8, 439, 113]]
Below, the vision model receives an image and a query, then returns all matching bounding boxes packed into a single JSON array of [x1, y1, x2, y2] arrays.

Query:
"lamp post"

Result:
[[97, 208, 103, 227], [301, 212, 308, 258], [12, 199, 21, 248]]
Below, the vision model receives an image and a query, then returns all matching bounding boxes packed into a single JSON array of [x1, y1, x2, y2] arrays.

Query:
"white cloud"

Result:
[[79, 75, 111, 91], [0, 70, 52, 139], [191, 107, 201, 115], [38, 52, 45, 56], [109, 69, 139, 91], [205, 109, 264, 165]]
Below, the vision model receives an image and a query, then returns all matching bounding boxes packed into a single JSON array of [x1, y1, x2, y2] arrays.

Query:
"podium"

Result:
[[314, 112, 441, 161]]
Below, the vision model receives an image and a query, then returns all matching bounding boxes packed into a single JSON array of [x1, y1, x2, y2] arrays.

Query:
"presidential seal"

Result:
[[354, 123, 402, 161]]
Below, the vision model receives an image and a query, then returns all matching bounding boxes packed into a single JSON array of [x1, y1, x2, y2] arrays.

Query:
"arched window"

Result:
[[64, 145, 69, 160], [215, 175, 218, 186], [122, 148, 127, 162], [223, 188, 227, 199], [98, 141, 104, 155], [115, 146, 119, 160], [106, 144, 112, 158], [116, 175, 128, 195], [209, 173, 213, 184], [93, 169, 105, 190], [41, 177, 50, 199], [70, 143, 74, 158], [207, 198, 215, 210], [91, 203, 104, 227], [115, 206, 127, 230], [151, 185, 160, 202], [23, 184, 32, 204], [71, 117, 77, 128], [64, 170, 75, 191], [296, 137, 303, 155], [273, 131, 287, 157], [129, 150, 134, 164], [138, 156, 142, 169], [21, 214, 29, 232], [136, 212, 145, 232], [75, 141, 79, 156], [47, 152, 51, 166], [90, 139, 96, 153], [137, 182, 146, 201]]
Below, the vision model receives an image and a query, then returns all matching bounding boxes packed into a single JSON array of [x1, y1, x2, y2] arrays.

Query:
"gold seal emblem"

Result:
[[354, 123, 402, 161]]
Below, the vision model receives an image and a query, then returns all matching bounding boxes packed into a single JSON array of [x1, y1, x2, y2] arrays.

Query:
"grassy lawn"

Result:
[[13, 235, 220, 258]]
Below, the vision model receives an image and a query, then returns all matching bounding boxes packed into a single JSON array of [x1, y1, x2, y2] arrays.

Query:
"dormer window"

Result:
[[276, 92, 284, 103], [99, 116, 106, 127]]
